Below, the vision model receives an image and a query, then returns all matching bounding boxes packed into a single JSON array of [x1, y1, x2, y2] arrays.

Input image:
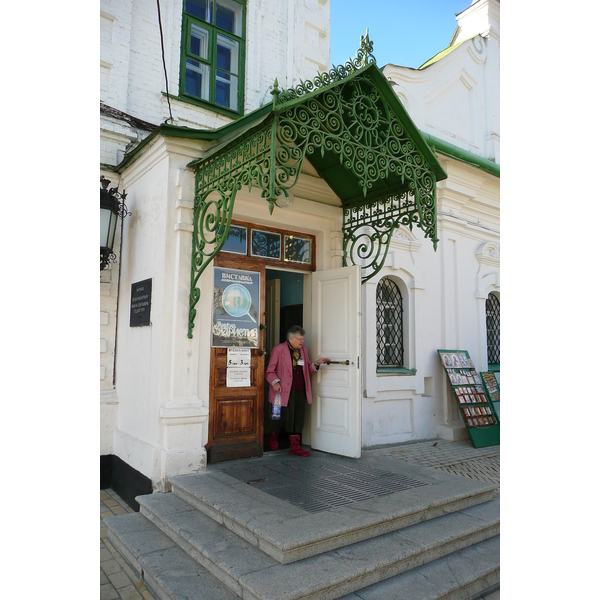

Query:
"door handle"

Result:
[[257, 349, 265, 356], [259, 323, 267, 331]]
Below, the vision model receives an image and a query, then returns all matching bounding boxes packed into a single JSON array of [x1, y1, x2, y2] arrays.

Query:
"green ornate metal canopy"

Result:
[[187, 33, 447, 338]]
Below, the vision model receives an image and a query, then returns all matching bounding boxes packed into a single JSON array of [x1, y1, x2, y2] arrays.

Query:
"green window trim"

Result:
[[162, 92, 242, 120], [376, 367, 417, 375], [180, 0, 246, 116], [487, 363, 500, 372]]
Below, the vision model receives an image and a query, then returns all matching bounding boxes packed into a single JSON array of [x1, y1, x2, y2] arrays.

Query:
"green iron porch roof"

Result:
[[186, 61, 447, 207], [184, 34, 449, 338]]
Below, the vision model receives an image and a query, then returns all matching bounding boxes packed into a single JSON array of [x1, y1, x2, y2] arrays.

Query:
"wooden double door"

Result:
[[206, 255, 363, 463]]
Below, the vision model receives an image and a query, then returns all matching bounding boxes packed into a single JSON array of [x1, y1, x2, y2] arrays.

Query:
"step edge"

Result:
[[170, 476, 497, 544], [172, 483, 495, 564], [136, 542, 240, 600], [277, 492, 498, 564], [139, 497, 499, 600], [139, 502, 246, 597], [108, 503, 499, 600], [107, 513, 240, 600], [240, 529, 500, 600]]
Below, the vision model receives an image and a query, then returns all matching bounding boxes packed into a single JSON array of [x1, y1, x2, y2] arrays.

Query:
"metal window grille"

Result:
[[486, 293, 500, 365], [376, 277, 404, 366]]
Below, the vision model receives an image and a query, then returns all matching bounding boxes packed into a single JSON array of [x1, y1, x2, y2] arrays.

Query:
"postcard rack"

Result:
[[480, 371, 500, 423], [438, 349, 500, 448]]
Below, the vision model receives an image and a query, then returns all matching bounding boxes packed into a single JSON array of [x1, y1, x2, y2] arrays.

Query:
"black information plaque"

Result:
[[130, 279, 152, 327]]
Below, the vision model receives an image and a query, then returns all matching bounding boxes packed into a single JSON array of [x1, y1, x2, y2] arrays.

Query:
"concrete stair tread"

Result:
[[337, 535, 499, 600], [169, 452, 496, 563], [134, 491, 499, 600], [105, 513, 240, 600]]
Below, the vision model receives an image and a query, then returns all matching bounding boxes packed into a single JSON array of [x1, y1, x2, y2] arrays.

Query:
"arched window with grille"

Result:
[[486, 293, 500, 369], [376, 277, 404, 367]]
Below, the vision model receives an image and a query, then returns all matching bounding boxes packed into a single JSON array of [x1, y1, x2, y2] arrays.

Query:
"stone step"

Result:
[[337, 535, 499, 600], [106, 512, 240, 600], [135, 491, 498, 600], [169, 453, 496, 564], [106, 494, 499, 600]]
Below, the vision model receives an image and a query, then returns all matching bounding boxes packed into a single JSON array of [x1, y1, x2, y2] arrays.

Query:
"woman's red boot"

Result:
[[289, 435, 309, 457], [268, 432, 279, 451]]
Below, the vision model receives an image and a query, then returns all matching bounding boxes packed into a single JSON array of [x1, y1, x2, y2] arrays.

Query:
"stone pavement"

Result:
[[101, 438, 499, 600]]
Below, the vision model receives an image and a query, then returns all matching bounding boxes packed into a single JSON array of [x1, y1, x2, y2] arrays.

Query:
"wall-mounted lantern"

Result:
[[100, 176, 130, 270]]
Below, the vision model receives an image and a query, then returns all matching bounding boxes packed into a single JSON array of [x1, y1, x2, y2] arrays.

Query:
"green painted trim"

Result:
[[418, 34, 483, 70], [114, 128, 160, 172], [100, 163, 120, 172], [111, 101, 273, 173], [420, 131, 500, 178], [187, 109, 273, 167], [488, 364, 500, 372], [419, 38, 467, 70], [376, 367, 417, 375], [179, 1, 246, 117], [113, 124, 213, 172]]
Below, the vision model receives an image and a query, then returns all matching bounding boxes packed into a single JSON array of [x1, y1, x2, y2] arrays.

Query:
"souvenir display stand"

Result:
[[438, 350, 500, 448], [480, 371, 500, 422]]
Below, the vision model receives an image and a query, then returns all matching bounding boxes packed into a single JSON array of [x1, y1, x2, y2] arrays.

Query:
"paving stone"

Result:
[[101, 559, 122, 576], [100, 582, 119, 600], [118, 585, 143, 600], [100, 547, 113, 562], [107, 570, 132, 589]]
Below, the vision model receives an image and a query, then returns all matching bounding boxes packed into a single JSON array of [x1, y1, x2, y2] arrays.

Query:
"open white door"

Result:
[[310, 265, 362, 458]]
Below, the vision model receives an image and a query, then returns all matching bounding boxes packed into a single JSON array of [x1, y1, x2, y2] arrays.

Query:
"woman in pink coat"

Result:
[[265, 325, 330, 456]]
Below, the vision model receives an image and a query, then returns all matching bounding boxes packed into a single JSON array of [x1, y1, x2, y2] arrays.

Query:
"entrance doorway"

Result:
[[264, 269, 306, 452], [205, 220, 362, 463]]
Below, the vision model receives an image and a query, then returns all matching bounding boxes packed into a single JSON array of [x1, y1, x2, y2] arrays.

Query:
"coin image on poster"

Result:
[[222, 283, 256, 322]]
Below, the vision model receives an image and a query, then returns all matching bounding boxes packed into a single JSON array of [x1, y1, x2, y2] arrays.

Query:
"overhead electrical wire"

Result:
[[156, 0, 174, 123]]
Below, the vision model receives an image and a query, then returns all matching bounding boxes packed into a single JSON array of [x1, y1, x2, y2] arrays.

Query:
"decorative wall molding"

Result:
[[476, 241, 500, 268]]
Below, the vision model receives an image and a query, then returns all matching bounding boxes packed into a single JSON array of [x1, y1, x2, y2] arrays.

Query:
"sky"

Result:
[[330, 0, 471, 70]]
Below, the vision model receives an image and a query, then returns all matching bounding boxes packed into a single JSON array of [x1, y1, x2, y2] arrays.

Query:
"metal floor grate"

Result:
[[221, 456, 429, 513]]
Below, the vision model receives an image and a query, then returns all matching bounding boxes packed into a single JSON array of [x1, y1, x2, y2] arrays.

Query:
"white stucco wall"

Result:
[[364, 0, 500, 443], [101, 0, 500, 481], [383, 0, 500, 164], [100, 0, 331, 166], [360, 159, 499, 446], [100, 0, 332, 470], [113, 139, 345, 488], [100, 170, 126, 455]]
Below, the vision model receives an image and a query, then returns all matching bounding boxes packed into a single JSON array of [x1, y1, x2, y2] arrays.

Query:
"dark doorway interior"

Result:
[[280, 304, 303, 343], [264, 270, 304, 452]]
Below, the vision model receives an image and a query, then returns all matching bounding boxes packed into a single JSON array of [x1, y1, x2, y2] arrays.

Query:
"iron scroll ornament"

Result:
[[187, 32, 440, 337], [276, 29, 376, 104], [342, 184, 437, 283], [187, 121, 277, 338]]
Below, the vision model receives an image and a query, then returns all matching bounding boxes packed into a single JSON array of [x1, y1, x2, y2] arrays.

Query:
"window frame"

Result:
[[375, 276, 406, 370], [219, 220, 316, 272], [486, 292, 500, 371], [179, 0, 246, 117]]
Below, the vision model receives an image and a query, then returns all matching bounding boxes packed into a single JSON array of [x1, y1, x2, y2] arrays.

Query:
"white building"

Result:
[[100, 0, 499, 500]]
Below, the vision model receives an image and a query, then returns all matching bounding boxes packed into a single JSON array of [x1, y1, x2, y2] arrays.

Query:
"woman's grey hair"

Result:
[[287, 325, 305, 338]]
